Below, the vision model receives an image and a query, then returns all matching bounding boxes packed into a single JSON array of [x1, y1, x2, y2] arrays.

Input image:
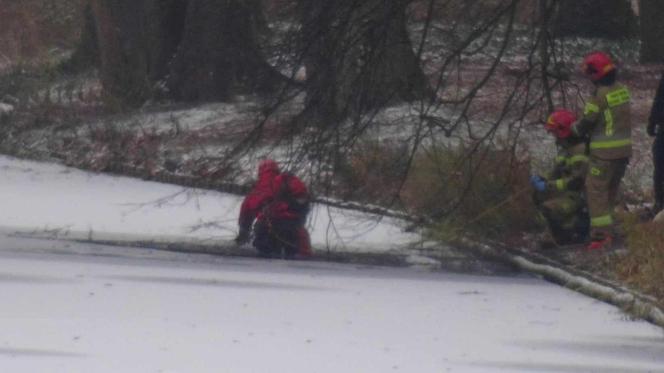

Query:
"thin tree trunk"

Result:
[[144, 0, 188, 83], [539, 0, 554, 113], [63, 2, 99, 73]]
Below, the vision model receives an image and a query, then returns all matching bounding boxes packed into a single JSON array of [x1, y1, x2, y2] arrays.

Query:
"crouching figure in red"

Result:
[[235, 159, 312, 259]]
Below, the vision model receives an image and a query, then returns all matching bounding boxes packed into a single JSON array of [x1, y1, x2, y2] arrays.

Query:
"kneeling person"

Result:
[[236, 159, 312, 259], [531, 110, 590, 245]]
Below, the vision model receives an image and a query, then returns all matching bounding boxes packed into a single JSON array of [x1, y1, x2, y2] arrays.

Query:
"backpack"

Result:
[[276, 172, 310, 216]]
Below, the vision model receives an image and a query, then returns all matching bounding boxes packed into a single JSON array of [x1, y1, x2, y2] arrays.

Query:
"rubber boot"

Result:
[[586, 235, 612, 251]]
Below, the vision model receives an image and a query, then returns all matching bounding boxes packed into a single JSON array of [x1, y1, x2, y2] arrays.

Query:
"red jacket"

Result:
[[238, 160, 309, 230]]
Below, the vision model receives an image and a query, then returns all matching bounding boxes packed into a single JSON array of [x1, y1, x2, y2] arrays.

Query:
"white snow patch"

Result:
[[0, 102, 14, 115], [0, 155, 419, 254]]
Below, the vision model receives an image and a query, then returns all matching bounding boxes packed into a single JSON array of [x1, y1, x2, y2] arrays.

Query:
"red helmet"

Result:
[[545, 109, 577, 139], [582, 51, 615, 81], [258, 158, 279, 177]]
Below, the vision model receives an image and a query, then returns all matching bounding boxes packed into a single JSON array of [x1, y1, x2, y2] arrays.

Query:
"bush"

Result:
[[613, 221, 664, 305], [0, 64, 53, 103], [335, 140, 538, 240], [401, 144, 537, 240], [334, 140, 411, 206], [83, 124, 162, 174]]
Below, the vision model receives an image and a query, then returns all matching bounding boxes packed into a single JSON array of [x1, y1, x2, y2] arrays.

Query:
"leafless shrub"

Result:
[[83, 123, 162, 174]]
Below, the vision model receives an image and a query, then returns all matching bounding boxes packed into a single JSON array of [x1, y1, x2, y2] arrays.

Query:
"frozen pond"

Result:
[[0, 237, 662, 373]]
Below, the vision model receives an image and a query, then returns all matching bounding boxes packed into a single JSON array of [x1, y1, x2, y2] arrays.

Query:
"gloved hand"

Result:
[[529, 174, 547, 192], [235, 229, 250, 245], [647, 122, 658, 137]]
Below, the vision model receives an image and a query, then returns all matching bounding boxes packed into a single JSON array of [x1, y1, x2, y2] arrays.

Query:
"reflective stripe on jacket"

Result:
[[573, 83, 632, 159], [546, 140, 589, 192]]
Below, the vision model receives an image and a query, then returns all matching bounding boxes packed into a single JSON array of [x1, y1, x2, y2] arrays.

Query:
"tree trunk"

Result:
[[553, 0, 637, 39], [639, 0, 664, 63], [91, 0, 151, 106], [63, 2, 99, 74], [90, 0, 187, 107], [144, 0, 189, 83], [539, 0, 554, 113], [300, 0, 430, 126], [166, 0, 284, 102]]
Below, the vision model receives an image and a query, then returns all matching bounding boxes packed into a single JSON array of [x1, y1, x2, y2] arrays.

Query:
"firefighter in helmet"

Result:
[[531, 109, 590, 246], [235, 159, 312, 259], [571, 51, 632, 250]]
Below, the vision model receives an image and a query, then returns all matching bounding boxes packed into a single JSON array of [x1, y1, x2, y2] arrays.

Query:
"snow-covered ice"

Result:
[[0, 155, 418, 253], [0, 242, 663, 373], [0, 155, 662, 373]]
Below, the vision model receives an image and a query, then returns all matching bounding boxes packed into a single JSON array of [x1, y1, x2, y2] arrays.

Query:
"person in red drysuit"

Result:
[[235, 159, 312, 259]]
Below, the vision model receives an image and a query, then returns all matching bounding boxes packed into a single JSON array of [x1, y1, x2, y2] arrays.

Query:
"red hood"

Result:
[[258, 159, 280, 180]]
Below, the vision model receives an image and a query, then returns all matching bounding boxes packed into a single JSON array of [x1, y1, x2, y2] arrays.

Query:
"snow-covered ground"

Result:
[[0, 155, 662, 372]]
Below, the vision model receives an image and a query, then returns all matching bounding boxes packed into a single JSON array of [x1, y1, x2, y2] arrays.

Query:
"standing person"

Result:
[[531, 109, 590, 246], [647, 71, 664, 215], [235, 159, 312, 259], [572, 51, 632, 250]]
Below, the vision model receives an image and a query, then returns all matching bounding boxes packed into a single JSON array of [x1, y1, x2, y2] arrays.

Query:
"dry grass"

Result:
[[612, 220, 664, 306], [337, 141, 538, 240], [403, 145, 537, 239], [335, 140, 411, 206]]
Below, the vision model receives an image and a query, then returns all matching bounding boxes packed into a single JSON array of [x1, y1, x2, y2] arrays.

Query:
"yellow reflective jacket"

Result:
[[546, 138, 589, 193], [573, 82, 632, 160]]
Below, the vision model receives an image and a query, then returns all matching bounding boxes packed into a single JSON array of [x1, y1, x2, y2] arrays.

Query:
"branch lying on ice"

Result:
[[457, 237, 664, 329]]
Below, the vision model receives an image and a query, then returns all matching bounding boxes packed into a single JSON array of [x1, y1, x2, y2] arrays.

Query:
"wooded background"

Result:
[[1, 0, 660, 113]]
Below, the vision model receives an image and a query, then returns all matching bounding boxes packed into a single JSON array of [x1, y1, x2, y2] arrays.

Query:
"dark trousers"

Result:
[[654, 133, 664, 212], [253, 218, 300, 259], [533, 191, 589, 244]]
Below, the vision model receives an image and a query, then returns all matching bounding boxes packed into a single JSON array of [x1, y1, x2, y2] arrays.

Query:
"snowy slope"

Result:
[[0, 155, 419, 254]]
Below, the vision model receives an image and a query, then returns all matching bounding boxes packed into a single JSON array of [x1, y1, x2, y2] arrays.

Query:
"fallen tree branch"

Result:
[[456, 236, 664, 329]]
